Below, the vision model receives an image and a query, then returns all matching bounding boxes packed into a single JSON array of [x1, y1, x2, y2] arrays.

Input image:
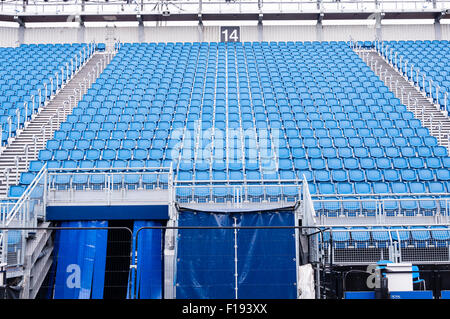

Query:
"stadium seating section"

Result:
[[6, 41, 450, 203], [0, 43, 91, 145]]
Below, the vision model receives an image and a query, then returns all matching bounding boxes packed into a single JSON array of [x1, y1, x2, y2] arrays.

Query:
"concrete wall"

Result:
[[0, 23, 445, 46]]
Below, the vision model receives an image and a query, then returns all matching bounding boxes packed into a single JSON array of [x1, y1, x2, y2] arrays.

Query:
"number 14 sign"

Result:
[[220, 26, 240, 42]]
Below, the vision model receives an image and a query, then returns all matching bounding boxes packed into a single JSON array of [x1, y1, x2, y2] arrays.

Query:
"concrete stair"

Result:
[[355, 49, 450, 152]]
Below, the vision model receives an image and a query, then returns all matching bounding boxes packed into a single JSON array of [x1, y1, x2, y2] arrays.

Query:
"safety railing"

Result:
[[319, 226, 450, 265], [374, 40, 449, 116], [311, 193, 450, 225], [173, 179, 304, 205], [1, 163, 47, 267], [46, 166, 174, 205]]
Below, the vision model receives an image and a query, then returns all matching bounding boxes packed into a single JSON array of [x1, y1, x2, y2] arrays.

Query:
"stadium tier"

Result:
[[0, 43, 92, 146], [2, 38, 450, 300], [9, 41, 450, 205]]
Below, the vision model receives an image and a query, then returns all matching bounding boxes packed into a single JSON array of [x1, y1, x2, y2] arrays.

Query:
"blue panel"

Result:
[[134, 220, 163, 299], [53, 221, 108, 299], [345, 291, 376, 299], [390, 291, 434, 299], [46, 205, 169, 221], [91, 225, 108, 299], [176, 212, 235, 299], [175, 210, 296, 299], [236, 211, 296, 299], [441, 290, 450, 299]]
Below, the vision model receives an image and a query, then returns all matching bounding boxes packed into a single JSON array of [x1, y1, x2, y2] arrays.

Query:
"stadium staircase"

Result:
[[357, 50, 450, 152], [0, 53, 107, 198], [0, 51, 112, 298]]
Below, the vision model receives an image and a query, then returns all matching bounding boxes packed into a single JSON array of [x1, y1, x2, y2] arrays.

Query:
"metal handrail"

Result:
[[4, 163, 47, 227], [375, 42, 450, 115]]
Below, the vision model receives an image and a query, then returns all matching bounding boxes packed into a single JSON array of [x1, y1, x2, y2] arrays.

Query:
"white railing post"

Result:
[[24, 144, 28, 168], [15, 155, 19, 182], [37, 89, 41, 110], [416, 69, 419, 87], [16, 108, 20, 131], [79, 82, 84, 100], [8, 117, 12, 141], [50, 78, 53, 98], [75, 54, 78, 74], [63, 100, 69, 118], [400, 86, 404, 104], [404, 60, 408, 79], [445, 92, 448, 113], [5, 168, 10, 196], [436, 85, 440, 107], [430, 113, 434, 135], [422, 74, 425, 94], [33, 135, 37, 157], [429, 79, 433, 99], [44, 83, 47, 105], [60, 67, 64, 88], [24, 101, 28, 124], [55, 72, 59, 92], [41, 126, 45, 147]]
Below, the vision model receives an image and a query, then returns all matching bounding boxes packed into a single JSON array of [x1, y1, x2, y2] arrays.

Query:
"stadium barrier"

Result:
[[0, 224, 326, 299], [318, 227, 450, 265]]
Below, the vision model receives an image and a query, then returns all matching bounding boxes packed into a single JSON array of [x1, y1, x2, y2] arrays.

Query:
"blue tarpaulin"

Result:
[[175, 211, 297, 299], [127, 220, 163, 299], [53, 221, 108, 299]]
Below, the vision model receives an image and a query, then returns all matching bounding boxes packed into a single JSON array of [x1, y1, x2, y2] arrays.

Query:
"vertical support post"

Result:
[[8, 117, 12, 141], [16, 108, 20, 131], [233, 216, 238, 300], [24, 102, 28, 123], [15, 155, 19, 182], [435, 16, 442, 41], [33, 135, 37, 157]]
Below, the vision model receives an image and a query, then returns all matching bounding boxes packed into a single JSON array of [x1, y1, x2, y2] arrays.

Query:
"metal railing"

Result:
[[1, 163, 47, 267], [374, 40, 449, 116], [1, 0, 449, 15], [173, 178, 304, 205], [355, 43, 450, 149], [320, 226, 450, 265], [46, 166, 174, 206], [313, 197, 450, 225], [0, 42, 96, 150]]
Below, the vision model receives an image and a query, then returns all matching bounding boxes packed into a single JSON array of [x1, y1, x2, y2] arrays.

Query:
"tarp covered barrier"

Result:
[[128, 220, 163, 299], [176, 211, 297, 299], [176, 213, 235, 299], [53, 221, 108, 299]]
